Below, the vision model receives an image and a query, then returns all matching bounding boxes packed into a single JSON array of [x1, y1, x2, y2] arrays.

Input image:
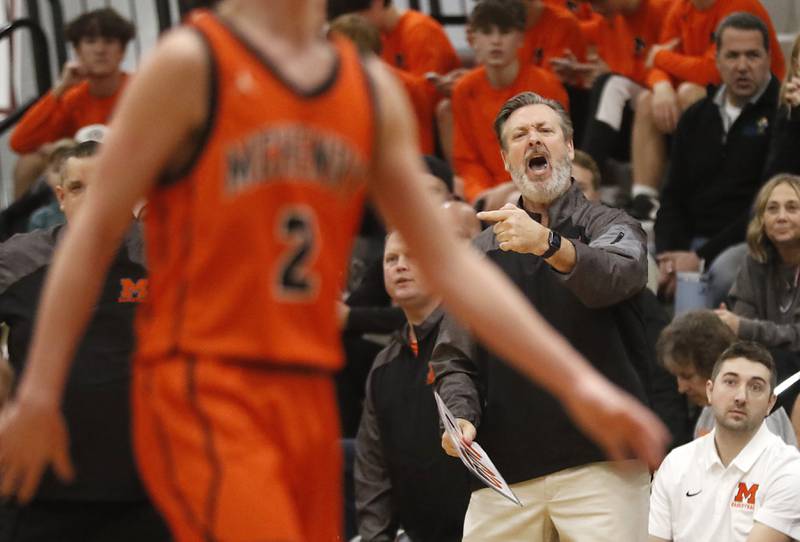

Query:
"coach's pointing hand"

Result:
[[478, 203, 576, 272], [478, 203, 546, 255]]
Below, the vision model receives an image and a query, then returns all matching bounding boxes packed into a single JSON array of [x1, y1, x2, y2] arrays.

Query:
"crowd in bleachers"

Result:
[[1, 0, 800, 541]]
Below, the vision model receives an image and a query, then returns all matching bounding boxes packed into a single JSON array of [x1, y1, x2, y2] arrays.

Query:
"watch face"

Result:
[[549, 231, 561, 249], [542, 231, 561, 259]]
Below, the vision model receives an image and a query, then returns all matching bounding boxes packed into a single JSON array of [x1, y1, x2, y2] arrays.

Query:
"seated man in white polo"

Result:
[[649, 341, 800, 542]]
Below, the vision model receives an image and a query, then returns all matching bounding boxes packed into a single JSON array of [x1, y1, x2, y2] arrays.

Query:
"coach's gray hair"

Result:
[[493, 92, 573, 149]]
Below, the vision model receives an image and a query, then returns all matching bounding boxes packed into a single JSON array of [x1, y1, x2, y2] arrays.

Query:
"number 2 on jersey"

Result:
[[275, 206, 319, 301]]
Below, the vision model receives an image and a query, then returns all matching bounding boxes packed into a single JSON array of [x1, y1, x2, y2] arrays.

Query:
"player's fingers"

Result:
[[631, 424, 667, 471], [660, 105, 676, 132], [476, 209, 514, 223], [599, 434, 626, 463], [652, 107, 665, 132], [17, 459, 47, 504], [626, 409, 668, 470], [0, 461, 23, 499], [661, 109, 672, 132], [669, 108, 679, 132], [52, 444, 75, 483]]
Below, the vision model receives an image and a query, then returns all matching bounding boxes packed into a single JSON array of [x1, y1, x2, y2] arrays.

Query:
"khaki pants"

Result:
[[463, 460, 650, 542]]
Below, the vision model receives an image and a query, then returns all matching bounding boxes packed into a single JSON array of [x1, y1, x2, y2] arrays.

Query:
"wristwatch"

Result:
[[540, 230, 561, 259]]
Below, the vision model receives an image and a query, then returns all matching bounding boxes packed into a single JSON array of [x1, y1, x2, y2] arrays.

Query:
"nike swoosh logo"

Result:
[[686, 490, 702, 497]]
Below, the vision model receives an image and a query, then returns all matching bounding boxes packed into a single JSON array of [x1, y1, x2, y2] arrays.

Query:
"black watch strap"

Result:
[[540, 230, 561, 259]]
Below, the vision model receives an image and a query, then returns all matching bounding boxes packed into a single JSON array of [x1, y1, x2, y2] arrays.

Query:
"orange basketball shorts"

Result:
[[132, 353, 343, 542]]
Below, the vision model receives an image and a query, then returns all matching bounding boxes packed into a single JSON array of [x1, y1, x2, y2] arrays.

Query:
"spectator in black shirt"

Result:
[[0, 141, 168, 542], [655, 13, 778, 304], [355, 229, 472, 542]]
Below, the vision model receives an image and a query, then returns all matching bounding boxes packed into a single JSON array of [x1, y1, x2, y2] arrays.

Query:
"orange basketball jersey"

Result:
[[136, 11, 374, 370]]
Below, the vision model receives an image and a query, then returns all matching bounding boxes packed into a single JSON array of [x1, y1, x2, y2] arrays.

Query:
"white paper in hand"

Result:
[[775, 369, 800, 396], [434, 391, 522, 507]]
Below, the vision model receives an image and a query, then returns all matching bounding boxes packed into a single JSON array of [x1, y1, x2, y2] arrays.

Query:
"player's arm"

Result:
[[0, 28, 208, 502], [746, 523, 790, 542], [364, 57, 669, 469]]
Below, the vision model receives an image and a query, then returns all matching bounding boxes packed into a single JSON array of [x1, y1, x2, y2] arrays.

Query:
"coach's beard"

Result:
[[511, 155, 572, 205]]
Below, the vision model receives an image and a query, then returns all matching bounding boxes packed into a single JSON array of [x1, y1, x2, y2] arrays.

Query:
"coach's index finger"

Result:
[[476, 209, 515, 223]]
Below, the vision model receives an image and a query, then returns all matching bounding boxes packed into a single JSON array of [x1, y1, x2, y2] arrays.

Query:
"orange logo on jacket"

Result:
[[118, 278, 148, 303], [731, 483, 759, 510]]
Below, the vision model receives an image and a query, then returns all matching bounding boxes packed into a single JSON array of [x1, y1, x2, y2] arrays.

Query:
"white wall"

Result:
[[0, 0, 180, 206], [761, 0, 799, 66]]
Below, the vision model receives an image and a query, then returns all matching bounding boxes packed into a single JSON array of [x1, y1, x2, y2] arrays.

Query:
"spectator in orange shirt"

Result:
[[576, 0, 672, 213], [522, 0, 591, 142], [9, 8, 134, 197], [328, 13, 438, 154], [329, 0, 466, 160], [329, 0, 460, 77], [519, 0, 587, 74], [452, 0, 570, 202], [631, 0, 785, 215]]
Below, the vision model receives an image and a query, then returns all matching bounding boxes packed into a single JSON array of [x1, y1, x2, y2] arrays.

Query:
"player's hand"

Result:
[[0, 395, 74, 503], [441, 418, 476, 458], [645, 37, 680, 70], [53, 61, 89, 98], [477, 203, 547, 255], [564, 374, 669, 470], [652, 83, 680, 133]]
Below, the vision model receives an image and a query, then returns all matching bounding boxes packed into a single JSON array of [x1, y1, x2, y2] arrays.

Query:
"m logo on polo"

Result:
[[731, 483, 759, 510], [119, 278, 148, 303]]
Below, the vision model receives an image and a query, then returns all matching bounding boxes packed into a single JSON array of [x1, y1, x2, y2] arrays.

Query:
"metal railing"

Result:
[[0, 17, 51, 137], [427, 0, 469, 26], [42, 0, 67, 69]]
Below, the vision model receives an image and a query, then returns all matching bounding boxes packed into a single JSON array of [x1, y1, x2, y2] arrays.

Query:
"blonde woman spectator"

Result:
[[717, 174, 800, 443]]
